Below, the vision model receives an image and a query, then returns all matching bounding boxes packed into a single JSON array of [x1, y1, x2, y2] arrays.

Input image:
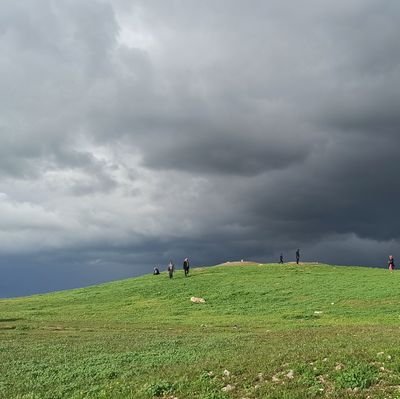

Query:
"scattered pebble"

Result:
[[377, 352, 385, 356], [190, 296, 206, 304], [286, 370, 294, 379], [222, 384, 235, 392], [272, 375, 280, 382], [223, 369, 231, 377]]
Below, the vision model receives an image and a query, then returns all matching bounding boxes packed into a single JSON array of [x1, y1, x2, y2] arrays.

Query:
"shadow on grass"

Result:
[[0, 318, 23, 322]]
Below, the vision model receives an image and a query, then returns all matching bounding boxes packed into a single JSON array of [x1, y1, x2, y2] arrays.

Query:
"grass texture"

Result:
[[1, 262, 400, 398]]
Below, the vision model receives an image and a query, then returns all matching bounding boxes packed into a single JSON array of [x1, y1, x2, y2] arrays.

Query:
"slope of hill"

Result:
[[0, 263, 400, 398]]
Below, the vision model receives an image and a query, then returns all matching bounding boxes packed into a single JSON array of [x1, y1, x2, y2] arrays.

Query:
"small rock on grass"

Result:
[[221, 384, 235, 392], [286, 370, 294, 379], [190, 296, 206, 303]]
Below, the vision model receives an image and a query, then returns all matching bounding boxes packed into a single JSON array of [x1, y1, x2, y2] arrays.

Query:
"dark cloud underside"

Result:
[[1, 0, 400, 296]]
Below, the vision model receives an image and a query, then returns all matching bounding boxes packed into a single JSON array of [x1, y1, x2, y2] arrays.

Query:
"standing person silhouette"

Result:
[[296, 249, 300, 265], [167, 261, 174, 279], [279, 254, 284, 264], [183, 258, 190, 276], [388, 255, 395, 272]]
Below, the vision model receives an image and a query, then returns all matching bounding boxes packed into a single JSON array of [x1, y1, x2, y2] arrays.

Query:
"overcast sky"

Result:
[[1, 0, 400, 297]]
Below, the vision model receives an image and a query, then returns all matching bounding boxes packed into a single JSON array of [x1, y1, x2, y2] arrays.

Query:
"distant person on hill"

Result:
[[153, 267, 160, 275], [167, 261, 174, 279], [279, 254, 284, 264], [388, 255, 395, 272], [183, 258, 190, 276], [296, 249, 300, 264]]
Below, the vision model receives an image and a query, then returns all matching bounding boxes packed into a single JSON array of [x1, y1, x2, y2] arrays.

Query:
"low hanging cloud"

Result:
[[1, 0, 400, 296]]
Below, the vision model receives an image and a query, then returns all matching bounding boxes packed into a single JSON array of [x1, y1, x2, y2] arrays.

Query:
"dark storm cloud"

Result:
[[0, 0, 119, 177], [144, 135, 309, 176], [1, 0, 400, 296]]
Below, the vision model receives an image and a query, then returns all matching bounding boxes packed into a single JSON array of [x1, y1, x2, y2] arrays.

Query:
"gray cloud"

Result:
[[1, 0, 400, 296]]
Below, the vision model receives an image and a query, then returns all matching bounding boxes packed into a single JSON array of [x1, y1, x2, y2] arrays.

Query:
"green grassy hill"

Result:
[[1, 263, 400, 399]]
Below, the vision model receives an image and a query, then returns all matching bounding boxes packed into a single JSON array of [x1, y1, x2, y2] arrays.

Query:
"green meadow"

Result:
[[1, 262, 400, 399]]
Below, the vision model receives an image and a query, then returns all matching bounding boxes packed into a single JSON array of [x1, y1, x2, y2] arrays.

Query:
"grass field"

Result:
[[1, 262, 400, 398]]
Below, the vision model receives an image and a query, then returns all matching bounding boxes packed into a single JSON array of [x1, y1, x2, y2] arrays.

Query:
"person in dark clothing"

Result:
[[167, 261, 174, 279], [296, 249, 300, 264], [388, 255, 395, 272], [153, 267, 160, 275], [183, 258, 190, 276], [279, 254, 283, 264]]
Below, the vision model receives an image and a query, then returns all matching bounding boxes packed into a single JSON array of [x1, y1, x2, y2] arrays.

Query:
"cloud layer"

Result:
[[1, 0, 400, 296]]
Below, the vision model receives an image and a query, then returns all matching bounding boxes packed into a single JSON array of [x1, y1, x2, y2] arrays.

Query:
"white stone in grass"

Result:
[[314, 311, 323, 314], [221, 384, 235, 392], [377, 352, 384, 356], [286, 370, 294, 379], [190, 296, 205, 303], [223, 369, 231, 377]]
